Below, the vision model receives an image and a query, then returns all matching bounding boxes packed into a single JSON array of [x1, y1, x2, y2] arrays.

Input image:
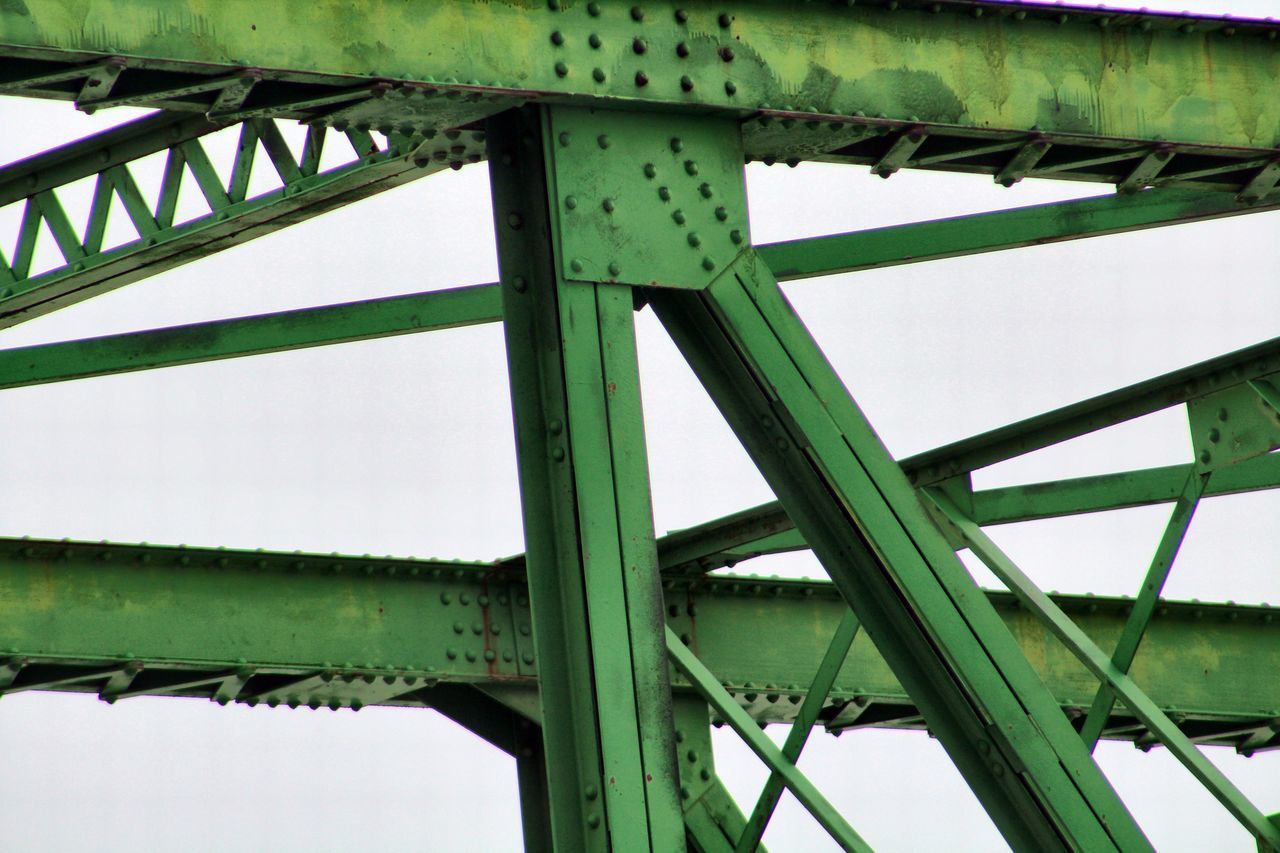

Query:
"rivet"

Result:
[[512, 276, 528, 293], [522, 652, 536, 665], [718, 12, 732, 27], [592, 67, 606, 83], [699, 768, 711, 780], [1218, 408, 1230, 422], [555, 61, 569, 77], [684, 160, 698, 175], [587, 0, 601, 14], [675, 9, 688, 23], [643, 163, 657, 178], [519, 624, 531, 636], [680, 785, 690, 800], [687, 749, 698, 762], [680, 75, 694, 92], [549, 419, 564, 435], [565, 195, 578, 210], [602, 198, 615, 213], [715, 206, 728, 221], [559, 131, 572, 146], [702, 257, 716, 270], [460, 592, 471, 605], [635, 71, 649, 87], [699, 183, 713, 198], [553, 447, 567, 461], [507, 212, 523, 229], [672, 209, 687, 225], [670, 137, 684, 152], [730, 229, 744, 244], [658, 186, 672, 201], [465, 650, 478, 662], [608, 262, 621, 276], [585, 783, 599, 800], [587, 813, 602, 829], [570, 258, 585, 273], [1208, 428, 1221, 443], [687, 232, 702, 247], [484, 649, 496, 662], [719, 47, 735, 62], [630, 5, 644, 21], [1200, 450, 1212, 464], [676, 42, 690, 58], [550, 30, 565, 46], [633, 37, 648, 54], [597, 134, 610, 149], [724, 81, 737, 95], [589, 33, 602, 49]]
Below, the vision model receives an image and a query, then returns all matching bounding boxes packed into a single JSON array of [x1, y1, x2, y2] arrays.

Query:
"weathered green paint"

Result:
[[651, 251, 1149, 851], [0, 111, 477, 328], [0, 284, 502, 389], [667, 626, 872, 853], [2, 0, 1279, 154], [2, 537, 1280, 746], [1079, 472, 1206, 751], [490, 106, 685, 852], [757, 189, 1280, 282], [906, 335, 1280, 485], [546, 106, 749, 290], [736, 610, 860, 853], [933, 489, 1280, 851]]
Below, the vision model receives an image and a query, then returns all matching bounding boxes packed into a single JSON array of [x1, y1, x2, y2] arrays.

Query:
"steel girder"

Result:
[[1, 1, 1280, 850], [0, 1, 1279, 194], [3, 536, 1280, 753]]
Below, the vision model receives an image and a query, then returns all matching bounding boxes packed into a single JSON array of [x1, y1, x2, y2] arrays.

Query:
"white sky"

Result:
[[1, 1, 1279, 849]]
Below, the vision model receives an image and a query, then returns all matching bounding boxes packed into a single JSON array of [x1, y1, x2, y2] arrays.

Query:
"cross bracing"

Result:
[[2, 0, 1280, 850]]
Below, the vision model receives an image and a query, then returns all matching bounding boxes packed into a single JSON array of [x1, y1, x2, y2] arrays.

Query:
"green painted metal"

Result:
[[756, 189, 1280, 282], [3, 0, 1280, 162], [4, 536, 1280, 748], [1077, 470, 1206, 750], [0, 1, 1277, 845], [489, 105, 685, 852], [906, 335, 1280, 486], [931, 489, 1280, 851], [667, 626, 872, 853], [672, 695, 763, 853], [545, 107, 749, 290], [650, 252, 1149, 851], [0, 284, 501, 389], [969, 454, 1280, 526], [736, 610, 860, 853], [0, 109, 478, 328]]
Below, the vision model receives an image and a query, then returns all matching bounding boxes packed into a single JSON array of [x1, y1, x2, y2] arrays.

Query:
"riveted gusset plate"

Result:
[[545, 106, 748, 289], [1188, 378, 1280, 472]]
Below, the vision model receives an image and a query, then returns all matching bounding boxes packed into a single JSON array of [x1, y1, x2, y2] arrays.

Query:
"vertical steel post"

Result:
[[487, 107, 685, 853]]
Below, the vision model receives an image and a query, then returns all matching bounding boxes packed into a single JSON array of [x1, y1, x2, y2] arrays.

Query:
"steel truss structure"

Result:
[[2, 0, 1280, 849]]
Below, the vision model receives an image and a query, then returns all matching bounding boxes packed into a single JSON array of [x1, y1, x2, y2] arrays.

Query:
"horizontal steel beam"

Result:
[[7, 180, 1270, 377], [1, 1, 1278, 186], [0, 284, 502, 389], [1, 537, 1277, 753], [756, 189, 1280, 282], [971, 454, 1280, 526]]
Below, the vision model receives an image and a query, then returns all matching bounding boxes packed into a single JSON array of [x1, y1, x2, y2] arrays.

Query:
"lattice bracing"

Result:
[[2, 0, 1280, 850]]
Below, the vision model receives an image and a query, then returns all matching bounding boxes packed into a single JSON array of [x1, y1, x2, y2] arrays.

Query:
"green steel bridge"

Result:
[[1, 0, 1280, 849]]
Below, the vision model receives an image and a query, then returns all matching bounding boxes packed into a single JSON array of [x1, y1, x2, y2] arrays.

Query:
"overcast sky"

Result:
[[1, 1, 1279, 850]]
